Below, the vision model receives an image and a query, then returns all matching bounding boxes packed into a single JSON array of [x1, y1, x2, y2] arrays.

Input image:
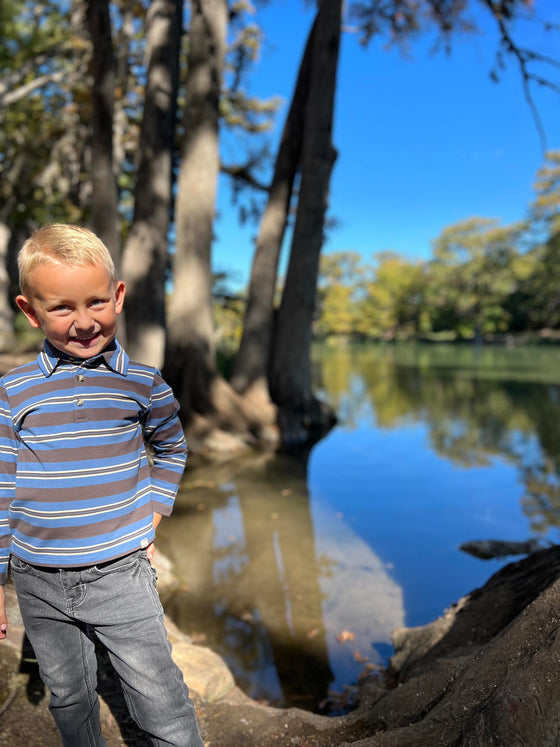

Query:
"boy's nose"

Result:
[[74, 309, 95, 331]]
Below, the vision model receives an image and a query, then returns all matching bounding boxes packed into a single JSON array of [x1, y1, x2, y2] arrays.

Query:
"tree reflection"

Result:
[[158, 453, 333, 711], [316, 343, 560, 535], [234, 455, 333, 710]]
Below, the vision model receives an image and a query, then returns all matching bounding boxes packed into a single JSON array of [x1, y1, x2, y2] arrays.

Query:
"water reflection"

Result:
[[159, 343, 560, 711], [158, 452, 404, 710], [316, 343, 560, 533]]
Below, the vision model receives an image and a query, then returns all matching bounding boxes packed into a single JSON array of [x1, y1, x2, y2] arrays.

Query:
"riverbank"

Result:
[[0, 549, 370, 746], [2, 544, 560, 746], [0, 551, 246, 747]]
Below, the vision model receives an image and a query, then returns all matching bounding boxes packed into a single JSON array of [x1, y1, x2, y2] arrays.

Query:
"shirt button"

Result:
[[76, 399, 84, 407], [77, 374, 85, 382]]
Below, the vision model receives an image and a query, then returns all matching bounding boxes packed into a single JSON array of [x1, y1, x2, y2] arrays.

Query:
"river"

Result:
[[157, 342, 560, 713]]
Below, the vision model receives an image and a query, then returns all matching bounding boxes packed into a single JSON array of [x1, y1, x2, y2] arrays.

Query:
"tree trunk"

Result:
[[163, 0, 227, 415], [0, 222, 15, 351], [162, 0, 279, 450], [121, 0, 183, 368], [86, 0, 120, 265], [230, 17, 317, 407], [268, 0, 341, 446]]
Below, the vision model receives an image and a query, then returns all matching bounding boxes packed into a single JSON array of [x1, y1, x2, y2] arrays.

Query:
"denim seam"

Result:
[[79, 628, 100, 747]]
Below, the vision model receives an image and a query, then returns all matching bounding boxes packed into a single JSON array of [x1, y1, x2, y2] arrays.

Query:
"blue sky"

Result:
[[213, 0, 560, 289]]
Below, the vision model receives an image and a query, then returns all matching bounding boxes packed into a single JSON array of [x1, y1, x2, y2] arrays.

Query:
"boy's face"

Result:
[[16, 262, 125, 359]]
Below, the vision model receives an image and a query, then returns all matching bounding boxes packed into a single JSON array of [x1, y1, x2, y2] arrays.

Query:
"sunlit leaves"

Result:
[[532, 150, 560, 234], [316, 251, 366, 338], [356, 252, 423, 340]]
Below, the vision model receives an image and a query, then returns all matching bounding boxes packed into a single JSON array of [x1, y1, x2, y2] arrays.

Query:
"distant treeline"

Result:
[[216, 152, 560, 346]]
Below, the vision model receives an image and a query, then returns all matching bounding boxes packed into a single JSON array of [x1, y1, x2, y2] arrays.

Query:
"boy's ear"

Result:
[[115, 281, 125, 314], [15, 295, 42, 329]]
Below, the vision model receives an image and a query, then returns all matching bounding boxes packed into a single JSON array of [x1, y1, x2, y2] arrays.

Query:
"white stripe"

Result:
[[24, 423, 139, 444], [12, 523, 153, 556], [11, 489, 151, 519], [18, 456, 142, 480]]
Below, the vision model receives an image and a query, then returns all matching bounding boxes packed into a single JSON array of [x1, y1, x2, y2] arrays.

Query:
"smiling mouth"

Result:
[[72, 334, 100, 344]]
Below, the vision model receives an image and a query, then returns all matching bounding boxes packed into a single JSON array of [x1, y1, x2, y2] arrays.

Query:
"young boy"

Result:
[[0, 224, 203, 746]]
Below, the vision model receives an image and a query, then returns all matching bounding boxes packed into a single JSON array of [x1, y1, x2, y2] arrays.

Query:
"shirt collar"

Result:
[[37, 339, 129, 377]]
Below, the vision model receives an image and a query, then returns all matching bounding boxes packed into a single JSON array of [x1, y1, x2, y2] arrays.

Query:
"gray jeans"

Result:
[[11, 549, 203, 747]]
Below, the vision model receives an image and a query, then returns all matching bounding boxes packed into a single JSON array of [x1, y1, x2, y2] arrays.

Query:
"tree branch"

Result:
[[480, 0, 559, 154], [221, 162, 269, 192], [0, 71, 66, 108]]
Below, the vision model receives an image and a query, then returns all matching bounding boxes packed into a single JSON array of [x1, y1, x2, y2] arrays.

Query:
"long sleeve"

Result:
[[143, 372, 187, 517], [0, 383, 17, 585]]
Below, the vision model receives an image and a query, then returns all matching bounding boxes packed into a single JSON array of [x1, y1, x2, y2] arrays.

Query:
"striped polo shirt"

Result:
[[0, 339, 187, 584]]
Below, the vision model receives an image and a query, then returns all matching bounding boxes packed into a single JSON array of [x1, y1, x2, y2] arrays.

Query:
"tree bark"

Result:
[[268, 0, 341, 445], [0, 223, 15, 351], [121, 0, 183, 368], [86, 0, 120, 265], [230, 17, 317, 404], [163, 0, 227, 415]]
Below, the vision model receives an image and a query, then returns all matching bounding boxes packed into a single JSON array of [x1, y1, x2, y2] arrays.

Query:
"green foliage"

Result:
[[426, 217, 525, 339], [356, 253, 423, 340], [315, 251, 365, 338], [532, 151, 560, 235], [212, 272, 245, 348], [0, 1, 77, 226]]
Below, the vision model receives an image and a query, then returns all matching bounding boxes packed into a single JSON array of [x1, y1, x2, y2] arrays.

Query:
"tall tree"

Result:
[[230, 17, 317, 408], [356, 252, 424, 340], [315, 251, 365, 338], [163, 0, 228, 414], [121, 0, 183, 367], [429, 217, 525, 341], [268, 0, 343, 444], [520, 151, 560, 329], [86, 0, 120, 264]]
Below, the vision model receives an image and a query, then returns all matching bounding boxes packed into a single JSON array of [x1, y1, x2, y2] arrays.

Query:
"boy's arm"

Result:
[[144, 372, 188, 517], [0, 382, 18, 640]]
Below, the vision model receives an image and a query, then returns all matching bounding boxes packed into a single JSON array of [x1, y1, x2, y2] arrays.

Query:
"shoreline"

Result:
[[2, 544, 559, 745]]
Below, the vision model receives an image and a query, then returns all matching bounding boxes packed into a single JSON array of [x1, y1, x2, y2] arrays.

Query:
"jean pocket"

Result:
[[10, 555, 32, 574], [94, 549, 143, 576]]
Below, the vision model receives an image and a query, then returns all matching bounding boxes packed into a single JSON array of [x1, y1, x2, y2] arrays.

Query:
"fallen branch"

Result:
[[0, 686, 20, 719]]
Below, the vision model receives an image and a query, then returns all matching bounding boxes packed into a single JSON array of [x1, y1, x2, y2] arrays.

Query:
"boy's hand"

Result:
[[0, 586, 7, 640], [147, 512, 163, 562]]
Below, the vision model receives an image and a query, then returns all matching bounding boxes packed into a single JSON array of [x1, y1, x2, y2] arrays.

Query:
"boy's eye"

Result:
[[51, 305, 70, 312], [90, 298, 107, 307]]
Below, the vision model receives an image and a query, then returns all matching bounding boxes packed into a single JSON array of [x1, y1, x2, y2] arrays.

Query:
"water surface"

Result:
[[158, 343, 560, 711]]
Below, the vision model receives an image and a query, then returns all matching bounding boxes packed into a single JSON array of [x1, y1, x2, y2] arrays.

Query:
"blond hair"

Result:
[[18, 224, 116, 297]]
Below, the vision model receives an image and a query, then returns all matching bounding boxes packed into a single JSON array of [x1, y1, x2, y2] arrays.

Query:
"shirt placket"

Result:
[[73, 364, 89, 423]]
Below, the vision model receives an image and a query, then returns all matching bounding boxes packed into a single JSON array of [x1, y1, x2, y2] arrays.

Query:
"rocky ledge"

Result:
[[2, 545, 560, 746]]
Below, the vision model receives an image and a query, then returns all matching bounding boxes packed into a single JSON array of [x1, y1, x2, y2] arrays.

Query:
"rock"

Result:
[[165, 618, 238, 704], [459, 537, 551, 559]]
